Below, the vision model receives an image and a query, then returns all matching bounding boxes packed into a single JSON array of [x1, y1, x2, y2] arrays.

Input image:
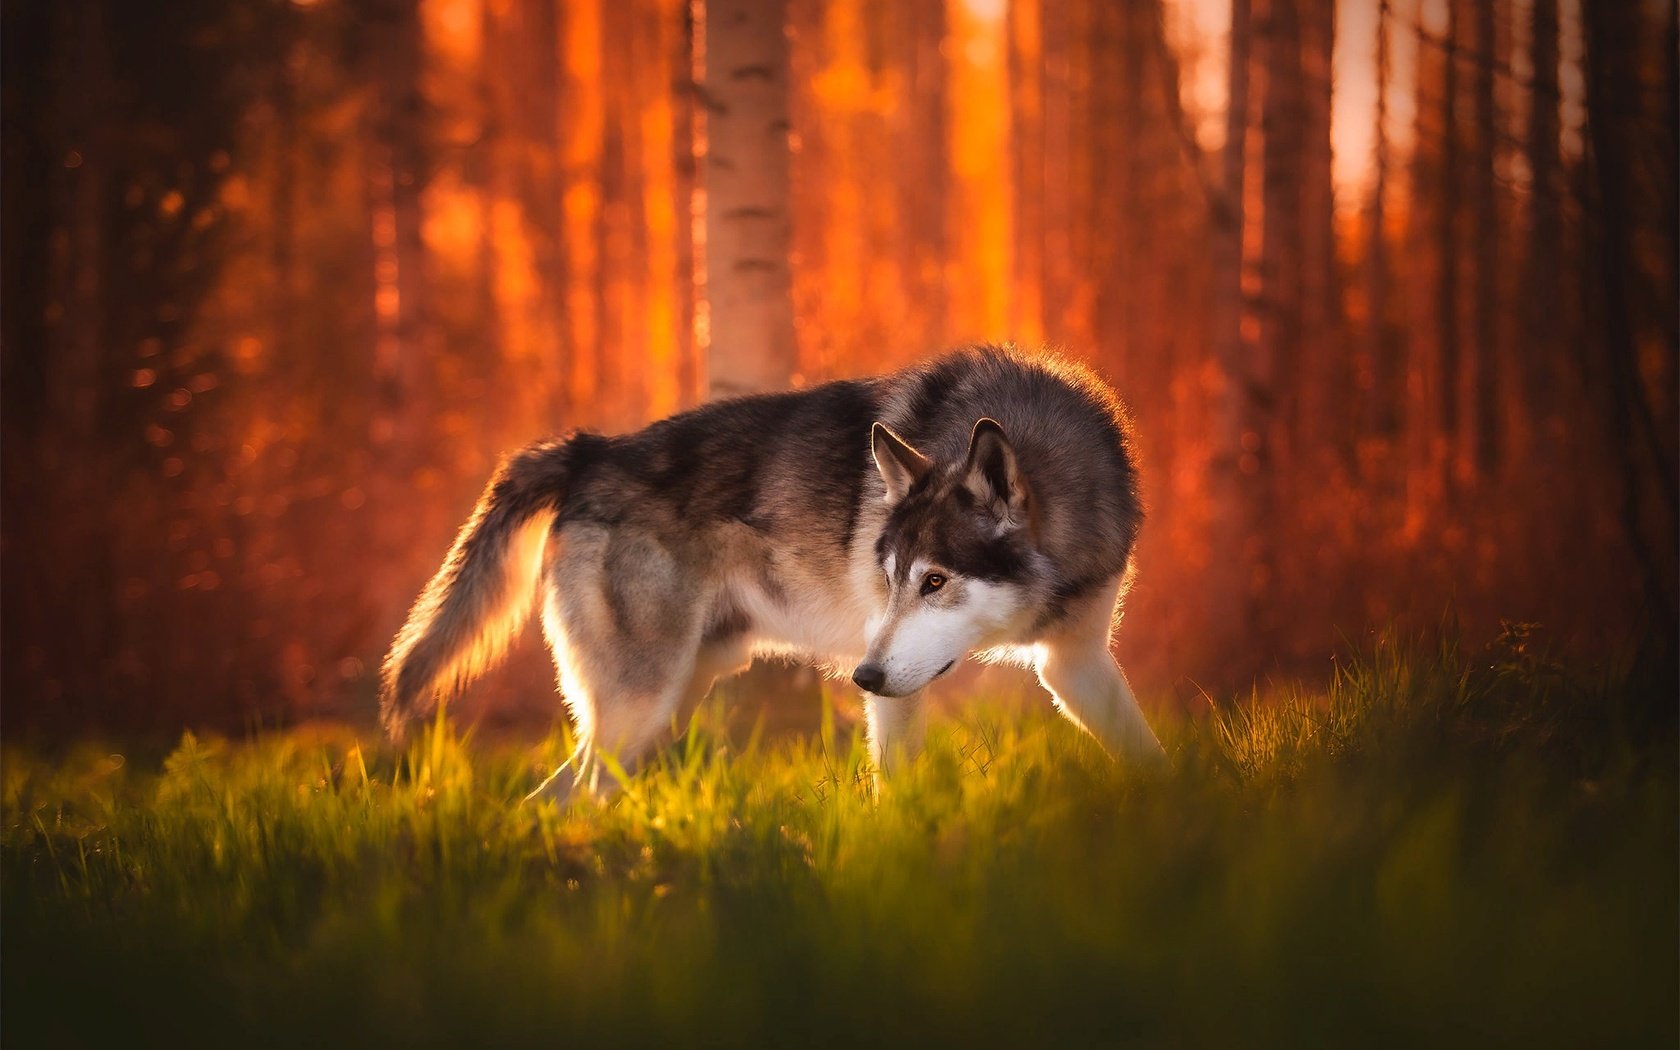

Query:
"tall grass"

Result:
[[4, 632, 1675, 1048]]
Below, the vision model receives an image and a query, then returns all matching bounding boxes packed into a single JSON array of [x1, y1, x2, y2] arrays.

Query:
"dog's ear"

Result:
[[872, 422, 931, 503], [962, 418, 1028, 527]]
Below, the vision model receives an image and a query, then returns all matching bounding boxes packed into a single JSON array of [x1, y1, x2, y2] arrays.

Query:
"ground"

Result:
[[4, 631, 1676, 1048]]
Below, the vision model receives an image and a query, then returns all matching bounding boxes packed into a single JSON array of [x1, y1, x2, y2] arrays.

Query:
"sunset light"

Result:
[[2, 0, 1674, 1043]]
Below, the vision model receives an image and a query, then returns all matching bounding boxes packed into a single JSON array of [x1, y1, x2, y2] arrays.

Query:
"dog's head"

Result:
[[853, 419, 1039, 698]]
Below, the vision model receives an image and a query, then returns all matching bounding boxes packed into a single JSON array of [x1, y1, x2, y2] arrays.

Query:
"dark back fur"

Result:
[[566, 344, 1142, 616]]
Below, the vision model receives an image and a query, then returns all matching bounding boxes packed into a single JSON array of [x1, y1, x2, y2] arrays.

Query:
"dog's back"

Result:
[[553, 345, 1142, 600]]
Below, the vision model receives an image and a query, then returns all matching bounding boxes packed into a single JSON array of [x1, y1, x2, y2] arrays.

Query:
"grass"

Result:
[[4, 630, 1676, 1048]]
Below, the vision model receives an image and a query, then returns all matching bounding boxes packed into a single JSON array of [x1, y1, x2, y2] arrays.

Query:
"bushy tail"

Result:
[[380, 438, 580, 741]]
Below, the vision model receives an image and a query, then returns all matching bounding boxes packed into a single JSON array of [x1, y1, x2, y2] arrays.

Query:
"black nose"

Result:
[[852, 663, 886, 694]]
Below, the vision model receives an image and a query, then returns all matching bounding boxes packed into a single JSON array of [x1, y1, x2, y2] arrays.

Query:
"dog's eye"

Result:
[[920, 573, 946, 596]]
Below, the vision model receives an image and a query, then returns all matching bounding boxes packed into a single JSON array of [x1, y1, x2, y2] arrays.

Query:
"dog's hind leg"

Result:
[[527, 639, 746, 806], [1033, 578, 1164, 764], [526, 524, 712, 804]]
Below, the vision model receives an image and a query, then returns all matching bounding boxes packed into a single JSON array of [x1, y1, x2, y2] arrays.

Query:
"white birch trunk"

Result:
[[701, 0, 796, 398]]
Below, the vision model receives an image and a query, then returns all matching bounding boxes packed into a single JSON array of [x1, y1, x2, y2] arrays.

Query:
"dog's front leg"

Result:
[[863, 691, 926, 780], [1036, 642, 1164, 764]]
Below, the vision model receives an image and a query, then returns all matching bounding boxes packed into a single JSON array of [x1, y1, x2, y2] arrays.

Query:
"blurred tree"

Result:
[[1469, 0, 1499, 479], [42, 0, 114, 711], [895, 0, 950, 362], [1298, 0, 1342, 469], [1363, 0, 1399, 449], [1436, 0, 1462, 499], [3, 0, 1675, 730], [1523, 0, 1561, 438], [1208, 0, 1255, 657], [366, 0, 429, 461], [559, 0, 606, 417], [1253, 0, 1306, 647], [363, 0, 433, 690], [3, 0, 305, 727], [1582, 0, 1679, 633], [1010, 0, 1044, 345], [702, 0, 796, 397]]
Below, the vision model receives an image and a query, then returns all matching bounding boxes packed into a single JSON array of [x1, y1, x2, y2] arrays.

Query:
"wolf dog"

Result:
[[380, 345, 1164, 800]]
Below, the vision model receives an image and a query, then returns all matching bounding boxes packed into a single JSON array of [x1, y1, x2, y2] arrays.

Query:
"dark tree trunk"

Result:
[[1470, 0, 1499, 478], [1299, 0, 1342, 468], [559, 0, 604, 421], [365, 0, 430, 636], [475, 0, 502, 391], [44, 0, 115, 715], [1208, 0, 1263, 658], [272, 5, 298, 378], [1260, 0, 1304, 473], [524, 0, 567, 421], [1583, 0, 1679, 634], [1523, 0, 1561, 432], [1437, 0, 1462, 496], [1009, 0, 1044, 342], [368, 0, 429, 453], [1365, 0, 1400, 446], [673, 0, 701, 407]]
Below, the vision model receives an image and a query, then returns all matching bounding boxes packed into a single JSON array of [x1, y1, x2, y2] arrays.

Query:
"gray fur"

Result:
[[379, 345, 1161, 797]]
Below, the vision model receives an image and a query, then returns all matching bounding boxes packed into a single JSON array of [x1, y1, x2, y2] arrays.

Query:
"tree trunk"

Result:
[[366, 0, 430, 639], [1469, 0, 1499, 478], [272, 6, 298, 378], [1437, 0, 1462, 496], [946, 0, 1014, 342], [1208, 0, 1261, 659], [1365, 0, 1399, 446], [601, 0, 649, 421], [1298, 0, 1342, 468], [1260, 0, 1303, 475], [674, 0, 701, 407], [885, 0, 948, 359], [1583, 0, 1678, 635], [559, 0, 605, 422], [702, 0, 796, 398], [1523, 0, 1561, 433], [523, 0, 568, 423], [1039, 0, 1078, 347], [1119, 2, 1149, 374], [630, 0, 685, 421], [474, 0, 502, 408], [1009, 0, 1045, 345], [1088, 0, 1135, 373], [368, 0, 428, 455], [1221, 0, 1255, 583], [1213, 0, 1250, 448], [42, 0, 114, 713]]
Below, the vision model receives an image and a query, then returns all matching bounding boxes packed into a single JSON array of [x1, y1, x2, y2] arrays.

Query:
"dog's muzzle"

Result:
[[851, 663, 886, 694]]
